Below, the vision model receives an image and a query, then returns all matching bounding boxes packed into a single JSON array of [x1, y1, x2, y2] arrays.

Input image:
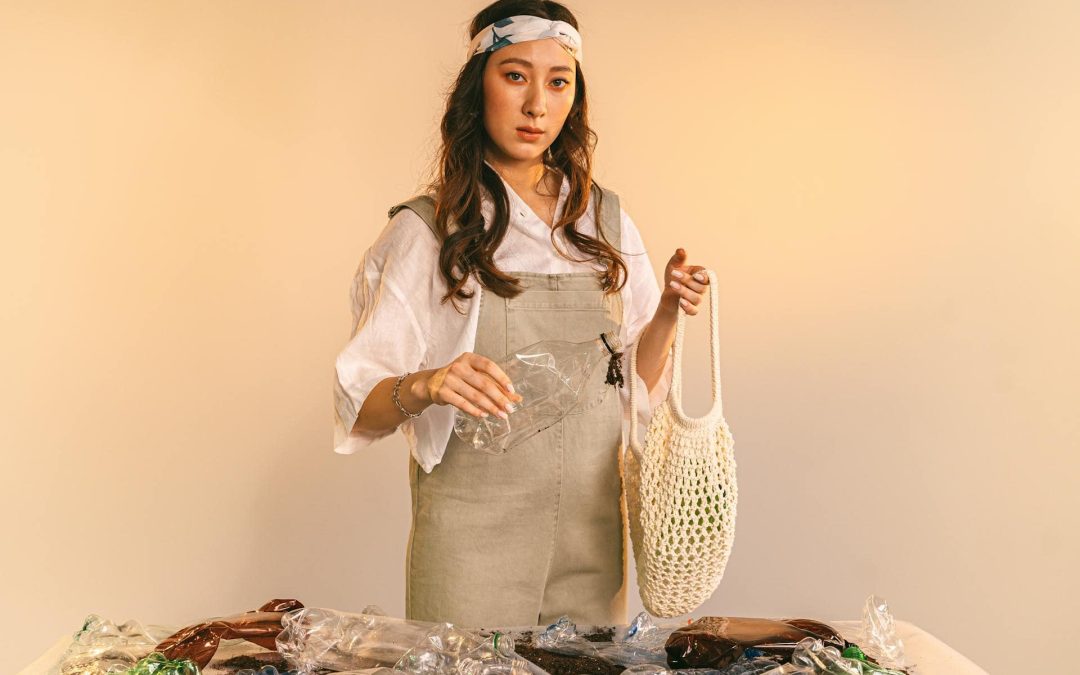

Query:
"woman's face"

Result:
[[481, 38, 577, 166]]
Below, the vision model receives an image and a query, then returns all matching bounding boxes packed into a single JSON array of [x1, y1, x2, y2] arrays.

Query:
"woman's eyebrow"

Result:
[[496, 56, 574, 73]]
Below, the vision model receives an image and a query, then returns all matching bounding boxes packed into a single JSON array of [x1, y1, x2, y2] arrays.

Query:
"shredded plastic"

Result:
[[123, 652, 200, 675]]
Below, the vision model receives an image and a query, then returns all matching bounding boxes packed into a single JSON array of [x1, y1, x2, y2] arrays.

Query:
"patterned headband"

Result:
[[466, 14, 583, 64]]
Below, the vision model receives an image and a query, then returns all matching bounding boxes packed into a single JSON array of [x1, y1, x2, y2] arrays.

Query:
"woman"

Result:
[[333, 0, 712, 628]]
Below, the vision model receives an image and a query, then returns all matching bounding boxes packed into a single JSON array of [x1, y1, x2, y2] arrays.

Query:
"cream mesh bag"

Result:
[[622, 267, 737, 617]]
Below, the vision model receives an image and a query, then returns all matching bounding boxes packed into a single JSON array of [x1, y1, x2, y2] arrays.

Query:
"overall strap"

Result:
[[594, 185, 622, 250], [387, 194, 439, 240]]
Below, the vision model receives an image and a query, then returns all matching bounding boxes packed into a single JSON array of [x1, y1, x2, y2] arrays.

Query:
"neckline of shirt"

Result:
[[483, 158, 570, 229]]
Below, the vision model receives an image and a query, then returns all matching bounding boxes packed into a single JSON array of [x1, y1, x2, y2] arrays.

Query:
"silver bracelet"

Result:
[[393, 371, 423, 419]]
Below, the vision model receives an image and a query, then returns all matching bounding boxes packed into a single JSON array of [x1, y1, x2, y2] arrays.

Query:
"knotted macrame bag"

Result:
[[622, 267, 738, 617]]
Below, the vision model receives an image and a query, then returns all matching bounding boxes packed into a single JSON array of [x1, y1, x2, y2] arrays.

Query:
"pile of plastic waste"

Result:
[[55, 595, 915, 675]]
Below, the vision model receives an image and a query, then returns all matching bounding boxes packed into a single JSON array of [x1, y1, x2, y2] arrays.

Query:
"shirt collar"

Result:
[[482, 158, 570, 227]]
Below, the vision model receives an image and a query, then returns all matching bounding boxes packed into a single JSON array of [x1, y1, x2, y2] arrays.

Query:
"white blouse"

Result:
[[333, 162, 674, 473]]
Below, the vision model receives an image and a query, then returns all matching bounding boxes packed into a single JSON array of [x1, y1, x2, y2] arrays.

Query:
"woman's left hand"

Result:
[[660, 248, 710, 316]]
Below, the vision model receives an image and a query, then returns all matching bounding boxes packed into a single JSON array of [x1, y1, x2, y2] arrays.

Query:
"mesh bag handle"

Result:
[[628, 268, 723, 455]]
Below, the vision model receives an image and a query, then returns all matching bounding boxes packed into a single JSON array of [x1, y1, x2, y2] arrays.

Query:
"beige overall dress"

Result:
[[387, 186, 629, 629]]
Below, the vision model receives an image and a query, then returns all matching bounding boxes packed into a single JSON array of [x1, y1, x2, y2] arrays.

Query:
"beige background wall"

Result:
[[2, 1, 1076, 673]]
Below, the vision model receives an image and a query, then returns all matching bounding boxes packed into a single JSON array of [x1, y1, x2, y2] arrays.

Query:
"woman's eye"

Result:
[[506, 72, 570, 88]]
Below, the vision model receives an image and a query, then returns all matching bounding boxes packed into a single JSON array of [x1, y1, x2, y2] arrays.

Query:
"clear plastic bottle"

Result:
[[453, 331, 624, 454]]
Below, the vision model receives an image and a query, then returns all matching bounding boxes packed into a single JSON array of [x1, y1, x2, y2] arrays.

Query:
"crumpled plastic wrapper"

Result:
[[58, 614, 176, 675], [664, 617, 848, 669], [858, 596, 908, 671], [155, 598, 304, 670]]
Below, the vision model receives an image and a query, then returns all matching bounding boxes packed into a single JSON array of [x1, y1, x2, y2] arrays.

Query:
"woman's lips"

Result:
[[516, 128, 543, 141]]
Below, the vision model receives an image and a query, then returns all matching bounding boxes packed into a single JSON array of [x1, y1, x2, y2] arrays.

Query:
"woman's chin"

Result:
[[500, 145, 546, 163]]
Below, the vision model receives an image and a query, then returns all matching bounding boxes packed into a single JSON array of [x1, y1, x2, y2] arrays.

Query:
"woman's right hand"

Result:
[[424, 353, 523, 419]]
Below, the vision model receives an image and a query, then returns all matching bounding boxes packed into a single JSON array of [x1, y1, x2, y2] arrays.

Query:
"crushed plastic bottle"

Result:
[[277, 607, 439, 673], [276, 607, 542, 675], [606, 611, 677, 666], [58, 614, 175, 675], [453, 331, 624, 454], [532, 615, 601, 658], [395, 623, 541, 675]]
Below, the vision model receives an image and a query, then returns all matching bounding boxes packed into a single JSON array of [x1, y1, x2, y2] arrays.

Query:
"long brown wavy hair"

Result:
[[418, 0, 630, 316]]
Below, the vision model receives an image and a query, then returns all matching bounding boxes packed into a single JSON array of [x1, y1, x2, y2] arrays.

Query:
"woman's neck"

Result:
[[484, 155, 557, 198]]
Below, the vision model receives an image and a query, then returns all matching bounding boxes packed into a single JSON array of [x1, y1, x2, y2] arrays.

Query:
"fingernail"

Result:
[[481, 411, 489, 417], [693, 272, 705, 282], [506, 383, 515, 394], [669, 280, 681, 289], [671, 270, 684, 278], [498, 410, 509, 419], [504, 402, 516, 414]]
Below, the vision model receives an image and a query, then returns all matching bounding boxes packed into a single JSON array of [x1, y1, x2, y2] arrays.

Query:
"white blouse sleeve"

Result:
[[617, 205, 675, 431], [333, 208, 438, 456]]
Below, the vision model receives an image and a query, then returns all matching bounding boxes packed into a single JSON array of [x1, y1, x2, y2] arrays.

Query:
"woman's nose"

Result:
[[524, 86, 547, 116]]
